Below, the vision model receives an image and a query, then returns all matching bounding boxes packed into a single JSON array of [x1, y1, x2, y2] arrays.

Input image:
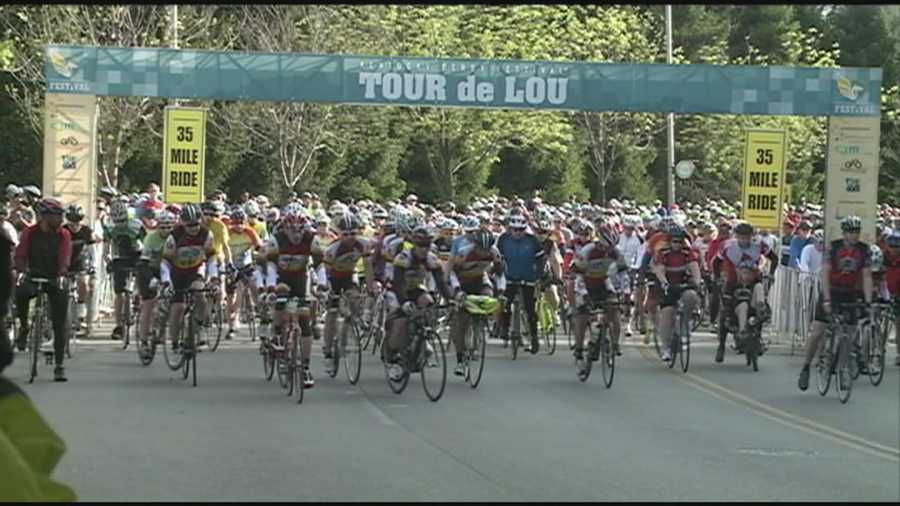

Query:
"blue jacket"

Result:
[[789, 236, 813, 268], [497, 232, 541, 282]]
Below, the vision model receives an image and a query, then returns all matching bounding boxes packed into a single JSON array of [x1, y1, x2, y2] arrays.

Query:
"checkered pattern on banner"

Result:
[[44, 45, 882, 117]]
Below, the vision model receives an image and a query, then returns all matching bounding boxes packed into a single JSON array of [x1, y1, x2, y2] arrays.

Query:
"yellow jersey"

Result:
[[206, 218, 230, 261]]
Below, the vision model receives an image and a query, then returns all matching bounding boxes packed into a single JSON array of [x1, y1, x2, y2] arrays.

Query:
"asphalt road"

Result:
[[6, 327, 899, 501]]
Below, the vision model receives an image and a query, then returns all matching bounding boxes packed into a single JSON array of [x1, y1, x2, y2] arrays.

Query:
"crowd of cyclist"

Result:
[[1, 181, 898, 391]]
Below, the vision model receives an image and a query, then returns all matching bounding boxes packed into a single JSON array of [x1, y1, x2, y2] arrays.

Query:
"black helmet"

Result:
[[180, 204, 202, 224], [473, 230, 494, 250], [734, 221, 754, 236], [336, 213, 361, 233], [65, 204, 85, 222]]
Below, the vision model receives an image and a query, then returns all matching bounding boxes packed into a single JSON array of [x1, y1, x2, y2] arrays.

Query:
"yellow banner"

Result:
[[42, 93, 98, 225], [162, 107, 207, 204], [741, 129, 787, 231], [824, 116, 880, 244]]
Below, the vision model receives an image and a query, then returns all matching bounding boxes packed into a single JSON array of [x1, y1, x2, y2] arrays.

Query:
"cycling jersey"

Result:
[[434, 236, 454, 263], [717, 237, 770, 285], [312, 231, 337, 254], [163, 226, 215, 274], [250, 220, 268, 242], [496, 232, 541, 282], [266, 230, 320, 279], [206, 218, 230, 261], [391, 249, 448, 302], [884, 248, 900, 297], [653, 247, 699, 285], [692, 237, 714, 271], [323, 238, 371, 283], [571, 242, 620, 291], [617, 233, 643, 270], [105, 219, 144, 259], [140, 231, 168, 270], [228, 225, 262, 268], [452, 242, 502, 289], [64, 224, 94, 271], [824, 239, 870, 293]]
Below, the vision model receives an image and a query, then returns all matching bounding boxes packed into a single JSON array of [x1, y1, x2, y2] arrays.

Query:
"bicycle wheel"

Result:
[[385, 355, 410, 394], [207, 298, 223, 352], [327, 332, 340, 379], [121, 299, 131, 350], [868, 318, 887, 387], [65, 297, 76, 359], [566, 313, 575, 351], [276, 333, 289, 389], [261, 339, 275, 381], [467, 319, 487, 389], [344, 321, 363, 385], [243, 287, 257, 342], [287, 328, 298, 398], [600, 333, 615, 389], [181, 320, 191, 381], [421, 330, 447, 402], [815, 334, 833, 396], [680, 313, 691, 373], [667, 321, 678, 370], [541, 300, 557, 356], [836, 337, 852, 404], [653, 313, 664, 359], [28, 305, 42, 384], [163, 330, 185, 371], [691, 293, 705, 332], [191, 315, 198, 387]]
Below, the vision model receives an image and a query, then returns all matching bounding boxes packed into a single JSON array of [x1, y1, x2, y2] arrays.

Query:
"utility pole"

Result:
[[665, 4, 675, 208], [170, 5, 180, 107]]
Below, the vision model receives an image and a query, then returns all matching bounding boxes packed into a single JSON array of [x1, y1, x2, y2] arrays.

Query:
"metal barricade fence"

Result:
[[769, 266, 820, 354]]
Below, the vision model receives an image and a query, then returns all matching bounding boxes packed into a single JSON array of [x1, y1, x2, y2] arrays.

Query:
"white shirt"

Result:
[[617, 233, 642, 270], [798, 243, 822, 274], [1, 221, 19, 247]]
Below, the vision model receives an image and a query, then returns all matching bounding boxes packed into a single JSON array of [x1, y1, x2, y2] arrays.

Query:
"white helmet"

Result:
[[507, 215, 528, 230], [110, 201, 129, 223], [623, 215, 641, 228], [461, 215, 480, 232], [869, 245, 884, 272]]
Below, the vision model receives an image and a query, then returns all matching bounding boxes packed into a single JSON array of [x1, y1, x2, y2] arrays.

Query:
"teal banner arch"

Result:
[[44, 45, 881, 116]]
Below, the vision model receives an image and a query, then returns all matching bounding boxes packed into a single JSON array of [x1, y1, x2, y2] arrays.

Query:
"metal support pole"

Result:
[[665, 5, 676, 208], [171, 5, 180, 107]]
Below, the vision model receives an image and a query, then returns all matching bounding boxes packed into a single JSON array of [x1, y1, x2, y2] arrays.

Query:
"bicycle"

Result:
[[458, 294, 498, 388], [504, 280, 535, 360], [270, 295, 307, 404], [574, 298, 619, 388], [535, 279, 560, 356], [327, 290, 366, 385], [816, 302, 869, 404], [384, 303, 449, 402], [363, 284, 388, 355], [231, 266, 258, 342], [116, 267, 141, 351], [866, 301, 894, 387], [64, 272, 80, 359], [257, 293, 277, 382], [172, 285, 216, 388], [663, 283, 697, 373], [202, 284, 225, 352], [24, 277, 57, 384]]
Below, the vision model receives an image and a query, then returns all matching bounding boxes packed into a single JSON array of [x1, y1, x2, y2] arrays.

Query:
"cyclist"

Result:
[[318, 213, 375, 376], [13, 198, 72, 382], [225, 206, 263, 340], [651, 225, 702, 362], [447, 229, 503, 376], [136, 211, 176, 346], [882, 231, 900, 366], [706, 219, 733, 328], [160, 205, 217, 355], [569, 220, 624, 362], [434, 218, 457, 264], [105, 201, 145, 340], [617, 215, 643, 337], [63, 204, 98, 335], [264, 205, 321, 389], [201, 200, 231, 317], [714, 221, 777, 360], [384, 225, 452, 381], [798, 215, 874, 391], [496, 214, 543, 353]]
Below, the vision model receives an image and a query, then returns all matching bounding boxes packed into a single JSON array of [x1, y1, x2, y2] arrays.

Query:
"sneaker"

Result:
[[661, 349, 671, 362], [588, 341, 600, 362], [324, 360, 335, 376], [798, 366, 810, 391], [388, 363, 404, 381], [454, 362, 466, 377], [53, 366, 68, 382], [715, 344, 725, 363], [614, 342, 622, 357], [573, 348, 584, 361], [530, 337, 540, 355], [225, 329, 235, 341], [625, 325, 633, 338], [111, 326, 123, 340], [303, 368, 315, 389]]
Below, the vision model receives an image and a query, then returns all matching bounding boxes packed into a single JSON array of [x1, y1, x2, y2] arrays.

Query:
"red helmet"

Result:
[[36, 198, 65, 215]]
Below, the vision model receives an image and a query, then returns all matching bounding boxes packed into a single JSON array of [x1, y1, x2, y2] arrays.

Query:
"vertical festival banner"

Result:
[[162, 107, 207, 204], [824, 116, 880, 244], [42, 93, 98, 225], [741, 129, 787, 232]]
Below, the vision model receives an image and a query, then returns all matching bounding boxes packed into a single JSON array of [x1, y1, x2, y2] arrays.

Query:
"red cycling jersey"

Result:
[[883, 247, 900, 297], [653, 247, 698, 285], [824, 239, 870, 293]]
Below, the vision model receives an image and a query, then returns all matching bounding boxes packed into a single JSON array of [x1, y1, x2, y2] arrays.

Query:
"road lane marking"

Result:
[[637, 346, 899, 463]]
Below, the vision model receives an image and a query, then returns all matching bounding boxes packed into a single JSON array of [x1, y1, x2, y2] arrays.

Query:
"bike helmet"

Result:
[[461, 215, 480, 232], [336, 213, 361, 233], [22, 185, 42, 201], [411, 225, 432, 247], [668, 226, 688, 240], [507, 215, 528, 230], [372, 207, 389, 221], [623, 215, 641, 228], [886, 231, 900, 248], [472, 230, 494, 250], [65, 204, 85, 222], [166, 203, 182, 215], [35, 197, 64, 216], [596, 224, 618, 249], [399, 213, 424, 235], [266, 207, 281, 224], [255, 195, 270, 208], [180, 204, 202, 224], [98, 186, 118, 200], [329, 202, 349, 218], [157, 211, 176, 231], [110, 201, 129, 223], [230, 206, 247, 223], [244, 200, 261, 219], [734, 221, 754, 236], [840, 215, 862, 232], [5, 184, 22, 199], [869, 245, 884, 272]]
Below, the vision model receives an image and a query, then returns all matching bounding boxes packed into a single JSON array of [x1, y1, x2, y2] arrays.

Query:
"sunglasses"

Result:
[[341, 231, 358, 238], [185, 222, 200, 228], [671, 240, 685, 245], [512, 227, 526, 232]]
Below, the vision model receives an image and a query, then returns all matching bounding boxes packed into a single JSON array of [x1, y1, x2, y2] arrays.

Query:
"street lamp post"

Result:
[[665, 5, 675, 208]]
